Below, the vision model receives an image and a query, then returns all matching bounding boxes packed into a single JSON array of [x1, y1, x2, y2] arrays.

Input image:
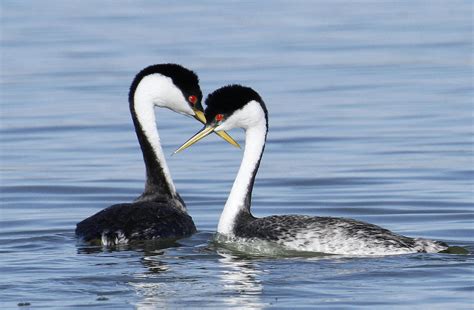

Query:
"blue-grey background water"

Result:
[[1, 1, 473, 308]]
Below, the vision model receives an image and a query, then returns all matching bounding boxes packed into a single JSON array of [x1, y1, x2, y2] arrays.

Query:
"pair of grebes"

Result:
[[76, 64, 462, 255]]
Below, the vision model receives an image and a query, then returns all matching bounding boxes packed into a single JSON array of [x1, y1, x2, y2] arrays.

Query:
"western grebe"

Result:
[[174, 84, 457, 255], [75, 64, 239, 246]]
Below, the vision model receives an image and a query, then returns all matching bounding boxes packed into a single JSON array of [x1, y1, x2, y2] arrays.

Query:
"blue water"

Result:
[[1, 0, 473, 308]]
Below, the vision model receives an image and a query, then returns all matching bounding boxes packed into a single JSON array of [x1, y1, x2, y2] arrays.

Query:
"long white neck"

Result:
[[131, 75, 187, 199], [217, 102, 267, 235]]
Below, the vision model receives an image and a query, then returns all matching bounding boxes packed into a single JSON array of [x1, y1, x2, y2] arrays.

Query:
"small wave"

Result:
[[211, 233, 332, 258]]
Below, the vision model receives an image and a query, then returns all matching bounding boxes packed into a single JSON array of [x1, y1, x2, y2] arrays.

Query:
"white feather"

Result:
[[133, 74, 195, 195], [217, 101, 267, 235]]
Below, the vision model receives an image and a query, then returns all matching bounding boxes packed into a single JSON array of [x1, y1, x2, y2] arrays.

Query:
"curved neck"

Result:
[[217, 108, 267, 235], [130, 92, 176, 200]]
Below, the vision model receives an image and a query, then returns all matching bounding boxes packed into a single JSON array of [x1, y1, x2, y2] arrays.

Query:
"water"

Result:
[[1, 0, 473, 308]]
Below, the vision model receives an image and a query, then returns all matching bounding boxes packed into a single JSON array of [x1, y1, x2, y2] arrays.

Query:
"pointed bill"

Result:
[[173, 125, 215, 154], [215, 131, 240, 148], [193, 109, 240, 149], [193, 109, 207, 124]]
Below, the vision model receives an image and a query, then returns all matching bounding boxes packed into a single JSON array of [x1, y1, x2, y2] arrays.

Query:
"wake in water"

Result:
[[213, 233, 336, 258]]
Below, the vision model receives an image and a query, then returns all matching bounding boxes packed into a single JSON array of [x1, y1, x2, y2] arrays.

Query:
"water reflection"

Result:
[[76, 240, 174, 308], [140, 253, 169, 274], [125, 235, 267, 309], [76, 238, 182, 255], [217, 251, 265, 309], [128, 251, 172, 310]]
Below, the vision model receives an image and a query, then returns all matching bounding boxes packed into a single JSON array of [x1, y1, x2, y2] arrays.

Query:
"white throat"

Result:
[[133, 74, 190, 195], [217, 101, 267, 235]]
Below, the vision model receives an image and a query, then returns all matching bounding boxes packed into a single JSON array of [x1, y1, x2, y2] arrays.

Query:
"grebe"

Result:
[[75, 64, 239, 246], [175, 85, 455, 255]]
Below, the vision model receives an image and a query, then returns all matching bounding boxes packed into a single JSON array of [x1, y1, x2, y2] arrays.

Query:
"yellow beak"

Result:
[[174, 125, 216, 154], [193, 109, 207, 123], [192, 109, 240, 149]]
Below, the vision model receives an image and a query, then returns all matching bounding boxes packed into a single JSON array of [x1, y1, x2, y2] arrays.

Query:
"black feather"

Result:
[[204, 84, 267, 124], [129, 63, 203, 105], [76, 200, 196, 245], [76, 64, 200, 245]]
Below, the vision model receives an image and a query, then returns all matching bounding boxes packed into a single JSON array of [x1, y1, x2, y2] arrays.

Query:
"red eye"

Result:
[[188, 95, 197, 105], [215, 114, 224, 121]]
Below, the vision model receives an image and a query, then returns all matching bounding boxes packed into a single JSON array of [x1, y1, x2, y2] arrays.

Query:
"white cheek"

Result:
[[215, 123, 225, 131], [137, 74, 195, 116], [215, 118, 237, 131], [163, 102, 195, 116], [214, 101, 265, 131]]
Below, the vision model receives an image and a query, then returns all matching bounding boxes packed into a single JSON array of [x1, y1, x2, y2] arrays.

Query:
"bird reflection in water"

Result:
[[129, 250, 172, 310], [216, 251, 266, 309]]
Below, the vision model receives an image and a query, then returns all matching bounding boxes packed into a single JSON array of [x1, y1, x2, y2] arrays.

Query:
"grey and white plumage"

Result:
[[233, 213, 447, 255]]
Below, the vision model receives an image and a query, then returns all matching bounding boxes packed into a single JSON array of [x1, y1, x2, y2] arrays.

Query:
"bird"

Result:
[[174, 84, 461, 255], [75, 64, 240, 246]]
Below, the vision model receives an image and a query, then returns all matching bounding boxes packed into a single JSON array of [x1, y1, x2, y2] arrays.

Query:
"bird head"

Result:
[[174, 84, 267, 153], [130, 64, 239, 147]]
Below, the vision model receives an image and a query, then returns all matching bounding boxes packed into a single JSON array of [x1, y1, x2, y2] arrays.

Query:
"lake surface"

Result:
[[1, 0, 473, 308]]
